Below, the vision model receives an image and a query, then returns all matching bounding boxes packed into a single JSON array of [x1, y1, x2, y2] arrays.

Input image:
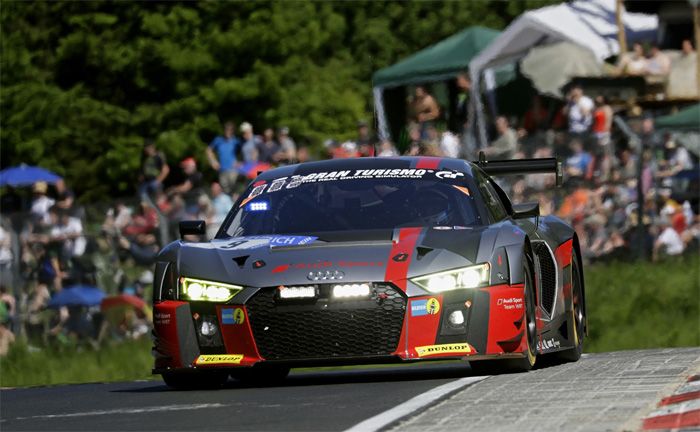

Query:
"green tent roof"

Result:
[[372, 26, 509, 88], [656, 104, 700, 130]]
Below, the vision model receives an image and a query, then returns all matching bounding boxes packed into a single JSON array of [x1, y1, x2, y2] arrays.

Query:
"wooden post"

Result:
[[616, 0, 627, 56], [695, 4, 700, 97]]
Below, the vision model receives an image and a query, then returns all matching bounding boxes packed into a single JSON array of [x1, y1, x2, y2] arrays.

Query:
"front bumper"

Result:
[[152, 283, 528, 373]]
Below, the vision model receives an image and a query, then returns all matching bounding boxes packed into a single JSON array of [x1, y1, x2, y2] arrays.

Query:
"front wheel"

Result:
[[552, 251, 585, 363], [161, 370, 229, 390], [470, 253, 537, 374]]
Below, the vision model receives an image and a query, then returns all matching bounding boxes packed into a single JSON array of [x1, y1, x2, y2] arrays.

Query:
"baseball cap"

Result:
[[33, 181, 48, 194], [240, 122, 253, 133]]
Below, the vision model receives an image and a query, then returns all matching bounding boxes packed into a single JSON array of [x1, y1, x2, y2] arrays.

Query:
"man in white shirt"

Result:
[[564, 85, 594, 134], [654, 218, 684, 260], [50, 209, 86, 259], [30, 182, 55, 225]]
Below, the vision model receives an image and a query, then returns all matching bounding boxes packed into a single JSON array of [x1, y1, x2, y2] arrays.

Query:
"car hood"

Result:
[[175, 227, 495, 290]]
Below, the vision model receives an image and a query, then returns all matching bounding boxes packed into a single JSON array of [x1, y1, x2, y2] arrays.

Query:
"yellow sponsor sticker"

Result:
[[195, 354, 244, 365], [415, 343, 473, 357], [426, 298, 440, 315]]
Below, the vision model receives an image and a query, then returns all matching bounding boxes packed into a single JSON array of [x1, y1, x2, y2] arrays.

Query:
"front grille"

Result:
[[246, 283, 406, 360], [534, 242, 556, 316]]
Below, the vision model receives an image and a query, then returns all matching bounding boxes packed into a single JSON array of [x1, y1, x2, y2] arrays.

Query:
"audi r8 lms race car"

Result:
[[151, 156, 587, 389]]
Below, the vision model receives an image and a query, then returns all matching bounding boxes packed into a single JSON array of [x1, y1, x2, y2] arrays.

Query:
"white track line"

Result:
[[14, 403, 228, 421], [344, 375, 489, 432]]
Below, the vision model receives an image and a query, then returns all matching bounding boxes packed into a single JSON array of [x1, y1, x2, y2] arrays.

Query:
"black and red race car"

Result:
[[151, 156, 586, 389]]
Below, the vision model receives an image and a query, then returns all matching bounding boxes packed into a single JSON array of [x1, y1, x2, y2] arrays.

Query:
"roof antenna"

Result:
[[478, 151, 486, 164]]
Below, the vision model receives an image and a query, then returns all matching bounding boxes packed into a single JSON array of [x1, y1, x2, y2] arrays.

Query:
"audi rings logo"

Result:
[[307, 270, 345, 281]]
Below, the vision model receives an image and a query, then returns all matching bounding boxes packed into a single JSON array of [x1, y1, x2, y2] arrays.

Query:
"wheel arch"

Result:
[[572, 233, 587, 335]]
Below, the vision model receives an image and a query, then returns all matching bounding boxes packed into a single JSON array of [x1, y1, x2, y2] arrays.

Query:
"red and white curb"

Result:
[[642, 375, 700, 430]]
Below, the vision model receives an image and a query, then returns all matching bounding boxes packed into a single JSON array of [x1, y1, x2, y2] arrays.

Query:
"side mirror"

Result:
[[512, 202, 540, 219], [179, 220, 206, 238]]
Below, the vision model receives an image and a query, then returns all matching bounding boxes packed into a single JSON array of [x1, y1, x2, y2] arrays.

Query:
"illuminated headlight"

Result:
[[247, 201, 268, 212], [279, 286, 316, 299], [180, 277, 242, 302], [333, 283, 370, 298], [411, 264, 490, 293]]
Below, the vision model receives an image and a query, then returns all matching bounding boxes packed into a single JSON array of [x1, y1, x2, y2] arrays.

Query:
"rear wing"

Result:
[[473, 152, 563, 187]]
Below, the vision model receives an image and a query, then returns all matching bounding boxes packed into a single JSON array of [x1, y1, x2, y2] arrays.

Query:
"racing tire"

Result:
[[552, 251, 585, 363], [230, 366, 290, 385], [470, 252, 538, 374], [161, 370, 229, 390]]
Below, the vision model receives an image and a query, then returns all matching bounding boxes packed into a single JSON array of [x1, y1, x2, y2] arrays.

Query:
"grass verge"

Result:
[[2, 255, 698, 387]]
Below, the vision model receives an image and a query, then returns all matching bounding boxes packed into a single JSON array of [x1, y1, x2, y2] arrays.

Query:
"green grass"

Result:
[[2, 256, 698, 387], [0, 338, 154, 388], [584, 254, 700, 352]]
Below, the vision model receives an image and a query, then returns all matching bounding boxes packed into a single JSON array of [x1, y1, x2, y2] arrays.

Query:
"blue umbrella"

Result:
[[48, 285, 106, 309], [0, 164, 62, 187]]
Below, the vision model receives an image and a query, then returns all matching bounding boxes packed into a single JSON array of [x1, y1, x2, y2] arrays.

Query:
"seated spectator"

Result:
[[482, 116, 517, 160], [565, 139, 593, 179], [122, 201, 158, 237], [257, 128, 283, 164], [645, 44, 671, 76], [563, 85, 594, 135], [617, 42, 647, 76], [404, 124, 421, 156]]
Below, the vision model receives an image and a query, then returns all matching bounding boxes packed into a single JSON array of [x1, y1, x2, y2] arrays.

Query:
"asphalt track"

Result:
[[2, 348, 699, 432]]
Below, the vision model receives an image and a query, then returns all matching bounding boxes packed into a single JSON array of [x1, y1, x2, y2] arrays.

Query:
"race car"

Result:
[[151, 155, 586, 389]]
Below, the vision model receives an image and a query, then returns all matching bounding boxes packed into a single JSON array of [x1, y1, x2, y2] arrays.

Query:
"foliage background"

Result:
[[1, 0, 556, 200]]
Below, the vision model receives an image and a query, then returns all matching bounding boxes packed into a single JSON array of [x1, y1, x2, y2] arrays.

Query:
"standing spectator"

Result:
[[565, 138, 593, 180], [277, 127, 297, 164], [167, 158, 204, 216], [138, 140, 170, 198], [563, 85, 594, 135], [377, 140, 398, 157], [50, 208, 87, 265], [30, 182, 54, 225], [410, 86, 440, 137], [645, 44, 671, 76], [617, 42, 647, 76], [455, 73, 471, 133], [0, 224, 13, 289], [209, 182, 233, 236], [405, 125, 422, 156], [239, 122, 259, 163], [483, 116, 517, 159], [206, 121, 240, 194], [653, 217, 684, 260], [521, 95, 549, 136], [592, 95, 613, 148], [640, 116, 661, 149], [257, 128, 282, 164], [440, 131, 460, 158], [356, 120, 376, 157]]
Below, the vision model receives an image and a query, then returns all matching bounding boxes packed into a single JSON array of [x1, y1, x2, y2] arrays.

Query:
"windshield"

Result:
[[222, 169, 485, 237]]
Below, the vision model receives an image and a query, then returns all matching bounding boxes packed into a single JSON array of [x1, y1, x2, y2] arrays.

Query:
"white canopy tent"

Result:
[[468, 0, 658, 148]]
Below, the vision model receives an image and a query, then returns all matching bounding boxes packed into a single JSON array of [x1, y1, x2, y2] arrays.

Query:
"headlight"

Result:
[[179, 277, 242, 302], [411, 263, 490, 293]]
